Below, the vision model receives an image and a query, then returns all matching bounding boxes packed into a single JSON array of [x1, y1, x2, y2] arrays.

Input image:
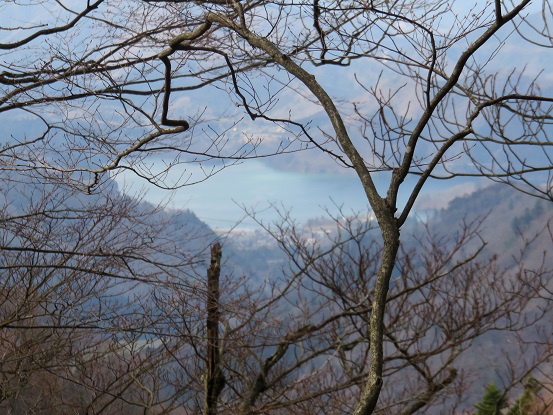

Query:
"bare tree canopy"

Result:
[[2, 0, 552, 193], [1, 1, 552, 414]]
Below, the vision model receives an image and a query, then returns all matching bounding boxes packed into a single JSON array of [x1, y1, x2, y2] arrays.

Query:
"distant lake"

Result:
[[116, 161, 383, 230], [115, 160, 482, 230]]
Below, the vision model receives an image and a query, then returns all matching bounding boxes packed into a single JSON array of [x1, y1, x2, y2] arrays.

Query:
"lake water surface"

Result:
[[116, 160, 479, 230], [117, 161, 382, 230]]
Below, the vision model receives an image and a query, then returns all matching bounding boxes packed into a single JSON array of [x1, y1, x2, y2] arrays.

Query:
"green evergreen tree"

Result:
[[508, 392, 531, 415], [474, 383, 507, 415], [507, 378, 541, 415]]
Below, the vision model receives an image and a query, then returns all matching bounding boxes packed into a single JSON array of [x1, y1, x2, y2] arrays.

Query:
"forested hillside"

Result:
[[0, 174, 217, 414], [228, 183, 553, 279], [0, 171, 551, 414], [222, 183, 553, 414]]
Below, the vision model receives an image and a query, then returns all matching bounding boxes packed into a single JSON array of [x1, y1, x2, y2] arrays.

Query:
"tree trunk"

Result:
[[203, 242, 225, 415]]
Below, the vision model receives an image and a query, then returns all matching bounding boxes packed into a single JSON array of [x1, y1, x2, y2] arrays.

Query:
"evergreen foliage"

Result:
[[474, 383, 507, 415], [507, 378, 541, 415]]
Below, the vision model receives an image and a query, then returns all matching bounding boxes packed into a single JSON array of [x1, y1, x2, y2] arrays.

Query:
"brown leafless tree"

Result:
[[2, 0, 553, 414], [0, 174, 215, 414], [218, 210, 551, 415]]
